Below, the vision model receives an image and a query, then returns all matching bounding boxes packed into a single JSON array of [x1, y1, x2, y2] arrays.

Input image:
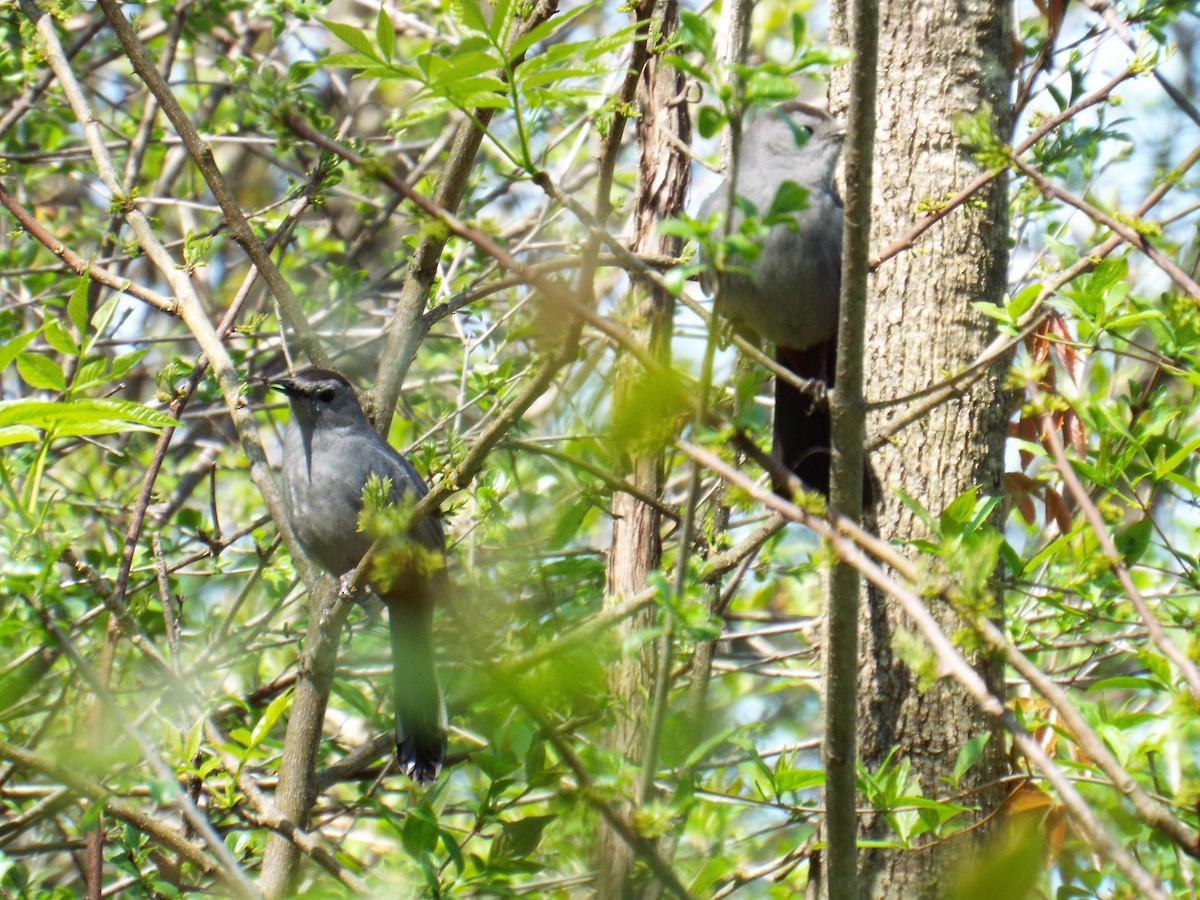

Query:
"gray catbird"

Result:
[[272, 367, 446, 784], [699, 101, 846, 497]]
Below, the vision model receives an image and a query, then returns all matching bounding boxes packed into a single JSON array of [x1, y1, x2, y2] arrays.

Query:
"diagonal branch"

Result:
[[1031, 393, 1200, 700], [1013, 156, 1200, 299], [91, 0, 327, 367], [677, 439, 1177, 899], [0, 182, 177, 314]]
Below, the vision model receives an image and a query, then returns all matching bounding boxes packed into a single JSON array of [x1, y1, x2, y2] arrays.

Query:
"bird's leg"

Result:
[[317, 572, 362, 629], [338, 571, 360, 600], [798, 375, 828, 406]]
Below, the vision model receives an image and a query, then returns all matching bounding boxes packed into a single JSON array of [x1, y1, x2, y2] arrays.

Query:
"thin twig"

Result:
[[92, 0, 327, 366], [1030, 388, 1200, 700], [676, 440, 1175, 898]]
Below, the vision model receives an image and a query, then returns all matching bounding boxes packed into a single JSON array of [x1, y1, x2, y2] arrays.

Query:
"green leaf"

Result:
[[519, 64, 606, 92], [0, 425, 41, 447], [663, 54, 711, 84], [288, 60, 318, 83], [67, 276, 89, 335], [392, 97, 459, 128], [17, 354, 66, 391], [1105, 310, 1162, 331], [903, 795, 971, 819], [939, 487, 979, 533], [322, 51, 382, 70], [1087, 675, 1165, 692], [0, 330, 39, 373], [184, 720, 203, 762], [449, 0, 489, 33], [375, 7, 395, 62], [578, 22, 647, 61], [109, 348, 150, 382], [42, 318, 79, 358], [439, 83, 510, 108], [322, 19, 382, 61], [508, 3, 597, 60], [682, 724, 740, 770], [790, 11, 808, 51], [697, 105, 725, 139], [0, 397, 178, 437], [440, 827, 465, 874], [401, 806, 440, 857], [1164, 470, 1200, 496], [895, 490, 938, 534], [71, 359, 108, 392], [488, 0, 515, 43], [1008, 282, 1040, 320], [952, 732, 990, 785], [247, 689, 292, 751], [422, 48, 506, 97], [765, 180, 811, 221], [775, 768, 825, 792], [91, 295, 120, 336], [658, 217, 701, 240], [745, 71, 799, 102], [678, 9, 714, 56], [488, 814, 555, 867], [974, 301, 1008, 323], [1090, 257, 1127, 292]]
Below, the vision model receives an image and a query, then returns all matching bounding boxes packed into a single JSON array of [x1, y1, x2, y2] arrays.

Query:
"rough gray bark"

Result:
[[828, 1, 1013, 896], [596, 0, 690, 894], [598, 453, 662, 897], [824, 0, 878, 894]]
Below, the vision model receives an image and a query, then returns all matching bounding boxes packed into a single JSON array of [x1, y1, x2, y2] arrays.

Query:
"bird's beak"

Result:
[[269, 377, 296, 397]]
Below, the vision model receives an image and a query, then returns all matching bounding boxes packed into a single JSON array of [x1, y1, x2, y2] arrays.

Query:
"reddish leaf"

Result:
[[1045, 314, 1083, 385], [1007, 783, 1056, 816], [1045, 805, 1067, 860], [1012, 697, 1058, 758], [1026, 324, 1052, 370], [1045, 487, 1073, 533], [1046, 0, 1068, 34], [1005, 471, 1037, 525], [1063, 407, 1086, 457], [1012, 416, 1039, 470]]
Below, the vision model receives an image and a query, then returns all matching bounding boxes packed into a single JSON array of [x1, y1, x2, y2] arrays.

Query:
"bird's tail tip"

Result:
[[398, 729, 446, 785]]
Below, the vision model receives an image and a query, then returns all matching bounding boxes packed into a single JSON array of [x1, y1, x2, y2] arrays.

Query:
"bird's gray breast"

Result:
[[700, 145, 843, 352], [282, 420, 376, 576], [281, 418, 444, 578], [716, 196, 842, 351]]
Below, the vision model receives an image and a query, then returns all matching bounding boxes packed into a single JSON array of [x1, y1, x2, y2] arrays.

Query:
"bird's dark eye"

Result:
[[317, 387, 336, 404]]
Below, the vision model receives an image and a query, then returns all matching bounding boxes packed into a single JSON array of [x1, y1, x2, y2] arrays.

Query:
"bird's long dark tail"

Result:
[[774, 342, 836, 498], [387, 592, 446, 785], [774, 341, 876, 506]]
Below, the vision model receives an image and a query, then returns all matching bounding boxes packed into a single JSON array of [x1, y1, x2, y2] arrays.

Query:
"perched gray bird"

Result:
[[699, 101, 846, 497], [272, 367, 446, 784]]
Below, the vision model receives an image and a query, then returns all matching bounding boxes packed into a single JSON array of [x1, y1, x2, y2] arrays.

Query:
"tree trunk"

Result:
[[596, 0, 691, 895], [828, 1, 1013, 896]]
